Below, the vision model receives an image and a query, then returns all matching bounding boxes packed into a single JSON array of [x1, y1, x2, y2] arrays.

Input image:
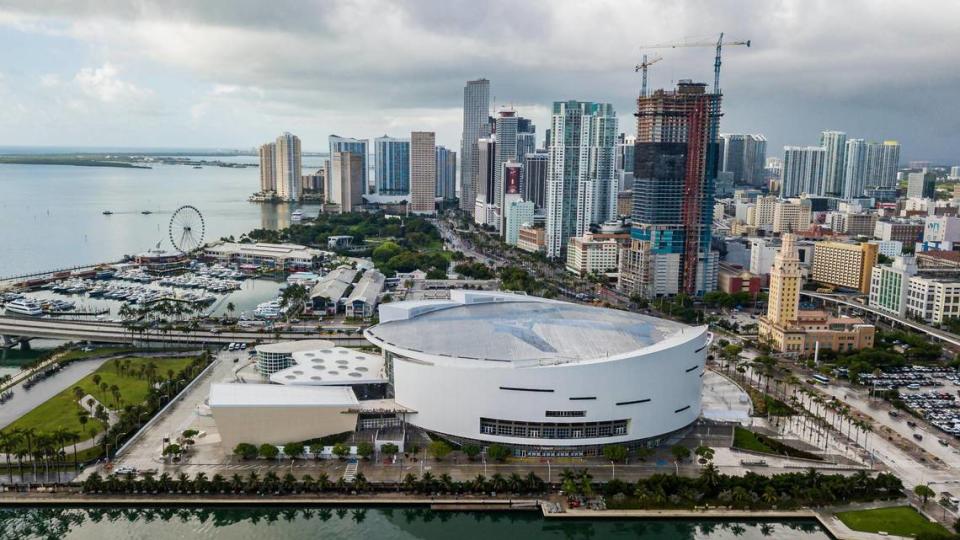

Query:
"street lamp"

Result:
[[610, 460, 615, 480]]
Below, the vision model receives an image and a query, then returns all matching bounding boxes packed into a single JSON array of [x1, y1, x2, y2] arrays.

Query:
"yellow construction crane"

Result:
[[641, 32, 751, 94], [634, 54, 663, 98]]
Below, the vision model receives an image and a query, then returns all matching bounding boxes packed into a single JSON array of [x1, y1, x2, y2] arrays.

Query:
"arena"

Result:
[[364, 290, 709, 455]]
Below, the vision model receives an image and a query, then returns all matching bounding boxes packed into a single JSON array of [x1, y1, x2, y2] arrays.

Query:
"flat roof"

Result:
[[269, 347, 387, 386], [368, 296, 690, 363], [208, 383, 358, 408], [256, 339, 335, 355]]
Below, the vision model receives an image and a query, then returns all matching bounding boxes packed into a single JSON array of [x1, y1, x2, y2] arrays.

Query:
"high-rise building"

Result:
[[949, 166, 960, 181], [843, 138, 868, 199], [523, 151, 548, 209], [329, 152, 363, 213], [516, 116, 536, 163], [819, 130, 847, 196], [374, 136, 410, 195], [877, 140, 901, 188], [258, 142, 276, 193], [719, 133, 767, 187], [409, 131, 436, 214], [459, 79, 491, 214], [780, 146, 825, 197], [868, 255, 917, 318], [619, 81, 719, 297], [436, 146, 457, 200], [499, 160, 523, 234], [329, 135, 369, 194], [765, 233, 801, 327], [544, 101, 617, 258], [473, 137, 496, 226], [906, 169, 936, 199], [504, 197, 534, 246], [811, 241, 878, 293], [275, 132, 302, 202], [492, 109, 519, 215]]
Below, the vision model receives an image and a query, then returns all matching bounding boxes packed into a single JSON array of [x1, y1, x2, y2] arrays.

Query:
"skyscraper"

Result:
[[819, 130, 847, 196], [459, 79, 491, 214], [474, 137, 496, 226], [516, 117, 537, 163], [616, 133, 637, 191], [906, 170, 935, 199], [258, 142, 276, 193], [329, 135, 369, 193], [329, 152, 363, 213], [620, 81, 720, 296], [523, 150, 548, 209], [719, 134, 767, 187], [544, 101, 617, 258], [409, 131, 436, 214], [780, 146, 825, 197], [493, 109, 519, 218], [877, 140, 901, 188], [843, 138, 868, 199], [274, 132, 302, 202], [374, 136, 410, 195], [436, 146, 457, 200]]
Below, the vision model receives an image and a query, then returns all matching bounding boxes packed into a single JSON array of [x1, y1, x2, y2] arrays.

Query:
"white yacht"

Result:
[[291, 209, 304, 221], [4, 298, 44, 317]]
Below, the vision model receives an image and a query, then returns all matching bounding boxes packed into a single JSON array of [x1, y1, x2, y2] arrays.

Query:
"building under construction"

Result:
[[619, 80, 721, 298]]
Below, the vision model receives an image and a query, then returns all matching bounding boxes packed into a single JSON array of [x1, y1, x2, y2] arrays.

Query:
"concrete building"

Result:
[[494, 109, 519, 212], [435, 146, 457, 200], [517, 226, 546, 253], [811, 241, 878, 293], [753, 195, 777, 228], [473, 137, 497, 227], [374, 136, 410, 195], [545, 101, 618, 257], [504, 197, 535, 246], [772, 198, 813, 233], [258, 142, 276, 193], [720, 133, 767, 187], [203, 242, 326, 271], [819, 131, 847, 197], [869, 240, 903, 258], [875, 220, 924, 244], [829, 211, 877, 237], [210, 383, 359, 450], [523, 150, 548, 209], [905, 276, 960, 324], [459, 79, 491, 214], [906, 170, 936, 199], [749, 238, 779, 275], [253, 339, 338, 377], [363, 291, 708, 454], [329, 135, 369, 194], [843, 138, 868, 199], [780, 146, 825, 197], [329, 152, 364, 213], [409, 131, 437, 214], [275, 132, 302, 201], [759, 234, 875, 355], [566, 233, 620, 276], [620, 81, 720, 298], [717, 264, 762, 296], [868, 256, 917, 318], [923, 215, 960, 244], [310, 266, 358, 314]]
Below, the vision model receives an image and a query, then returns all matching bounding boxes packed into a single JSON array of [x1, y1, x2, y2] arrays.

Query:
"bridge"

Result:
[[800, 291, 960, 348], [0, 316, 369, 347]]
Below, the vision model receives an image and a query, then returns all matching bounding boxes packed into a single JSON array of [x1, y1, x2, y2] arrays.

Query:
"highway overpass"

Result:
[[0, 316, 369, 347], [800, 291, 960, 348]]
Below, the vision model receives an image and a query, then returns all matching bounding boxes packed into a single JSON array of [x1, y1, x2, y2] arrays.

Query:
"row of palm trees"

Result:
[[83, 469, 549, 496], [0, 427, 83, 484]]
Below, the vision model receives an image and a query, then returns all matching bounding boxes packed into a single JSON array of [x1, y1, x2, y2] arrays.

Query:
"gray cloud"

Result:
[[0, 0, 957, 160]]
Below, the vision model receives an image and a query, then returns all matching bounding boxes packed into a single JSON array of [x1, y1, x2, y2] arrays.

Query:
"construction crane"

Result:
[[641, 32, 750, 94], [634, 54, 663, 97]]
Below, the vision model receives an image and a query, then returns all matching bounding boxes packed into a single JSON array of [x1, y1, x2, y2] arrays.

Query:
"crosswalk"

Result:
[[342, 461, 358, 482]]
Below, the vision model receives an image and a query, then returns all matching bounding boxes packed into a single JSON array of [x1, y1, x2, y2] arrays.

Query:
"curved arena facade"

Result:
[[365, 291, 709, 455]]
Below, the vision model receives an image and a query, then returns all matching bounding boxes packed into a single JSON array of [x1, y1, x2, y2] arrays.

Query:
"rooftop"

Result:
[[367, 293, 692, 364], [269, 347, 387, 386], [208, 383, 358, 408], [255, 339, 335, 355]]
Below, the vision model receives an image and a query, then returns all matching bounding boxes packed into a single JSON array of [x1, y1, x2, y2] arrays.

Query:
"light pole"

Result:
[[547, 460, 551, 484], [610, 460, 615, 480]]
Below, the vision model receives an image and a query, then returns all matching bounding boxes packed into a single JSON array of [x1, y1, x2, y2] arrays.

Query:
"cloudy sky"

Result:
[[0, 0, 956, 161]]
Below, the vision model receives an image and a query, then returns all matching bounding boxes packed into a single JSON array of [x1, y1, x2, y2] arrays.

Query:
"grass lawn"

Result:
[[2, 356, 195, 440], [58, 347, 140, 363], [733, 427, 777, 453], [836, 506, 950, 537]]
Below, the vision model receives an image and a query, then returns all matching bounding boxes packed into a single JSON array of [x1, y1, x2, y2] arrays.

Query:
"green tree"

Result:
[[380, 443, 399, 458], [486, 444, 510, 462], [671, 445, 691, 474], [914, 484, 935, 504], [258, 443, 279, 460], [602, 444, 629, 463], [428, 440, 452, 461], [462, 444, 481, 461], [332, 443, 350, 460], [283, 442, 305, 460], [357, 441, 374, 460]]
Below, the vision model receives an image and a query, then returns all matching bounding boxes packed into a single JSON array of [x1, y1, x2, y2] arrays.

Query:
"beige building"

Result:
[[812, 241, 878, 293], [275, 132, 302, 202], [209, 384, 358, 449], [517, 226, 546, 253], [258, 142, 276, 193], [772, 198, 812, 233], [409, 131, 436, 214], [753, 195, 777, 227], [566, 233, 620, 277], [759, 233, 875, 355], [329, 152, 364, 213]]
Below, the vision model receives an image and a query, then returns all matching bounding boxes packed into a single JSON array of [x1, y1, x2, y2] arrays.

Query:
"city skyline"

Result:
[[0, 1, 957, 162]]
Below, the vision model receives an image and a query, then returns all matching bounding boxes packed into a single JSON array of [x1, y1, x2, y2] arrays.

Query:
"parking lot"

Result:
[[857, 365, 960, 439]]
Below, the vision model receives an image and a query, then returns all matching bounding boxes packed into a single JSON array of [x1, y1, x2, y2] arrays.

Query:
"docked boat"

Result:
[[4, 298, 44, 317], [291, 209, 304, 221]]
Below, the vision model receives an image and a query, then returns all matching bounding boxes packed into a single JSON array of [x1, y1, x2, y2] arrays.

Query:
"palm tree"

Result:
[[20, 427, 37, 480], [0, 432, 16, 484]]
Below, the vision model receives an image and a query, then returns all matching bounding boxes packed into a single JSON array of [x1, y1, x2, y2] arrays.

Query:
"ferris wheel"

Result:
[[168, 205, 205, 254]]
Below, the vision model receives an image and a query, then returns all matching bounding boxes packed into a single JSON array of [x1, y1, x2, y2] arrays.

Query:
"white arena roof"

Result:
[[255, 339, 335, 355], [209, 383, 358, 408], [366, 292, 692, 364], [269, 347, 387, 385]]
